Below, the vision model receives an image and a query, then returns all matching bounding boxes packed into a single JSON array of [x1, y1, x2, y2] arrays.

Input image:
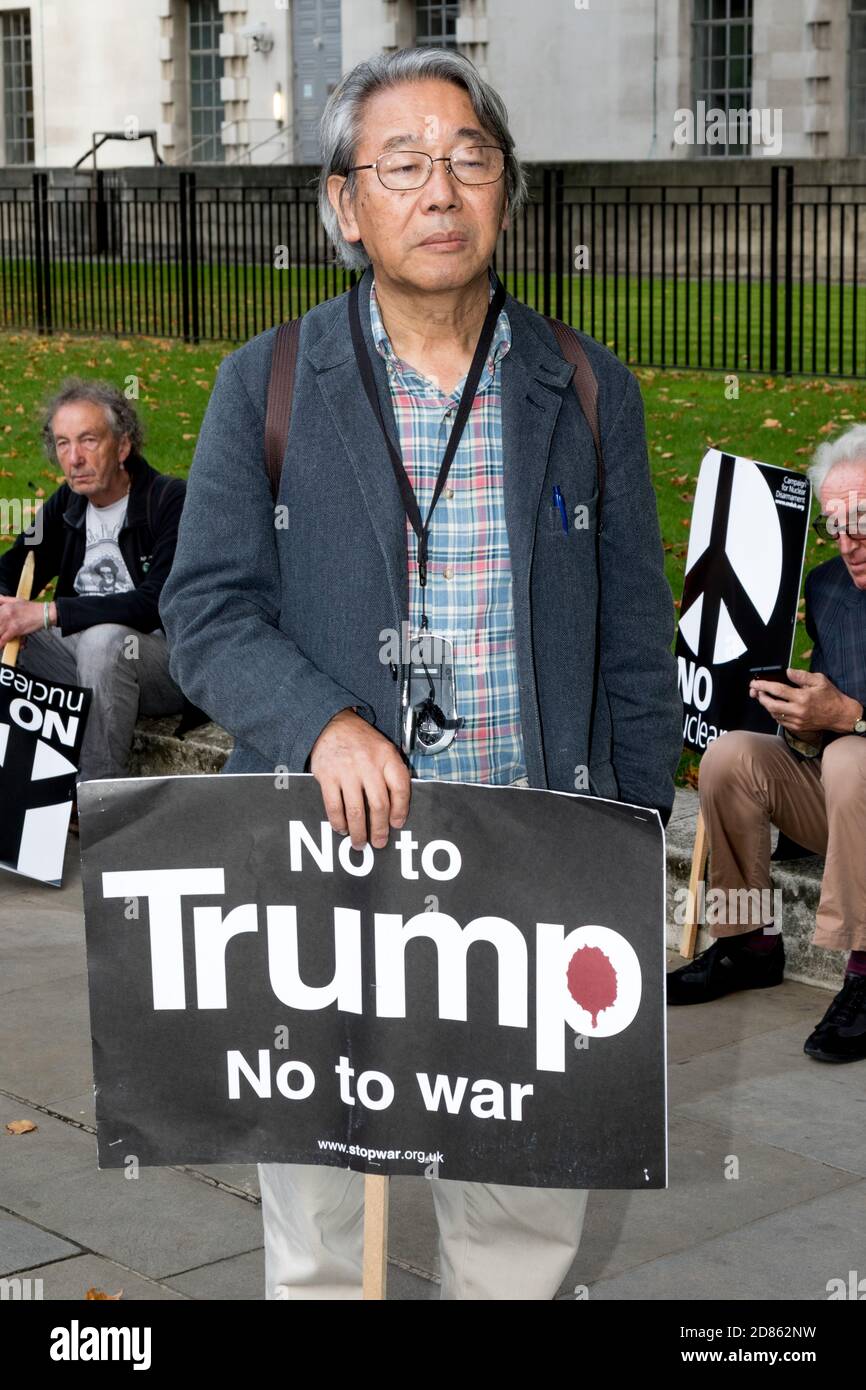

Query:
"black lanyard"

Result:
[[349, 275, 507, 628]]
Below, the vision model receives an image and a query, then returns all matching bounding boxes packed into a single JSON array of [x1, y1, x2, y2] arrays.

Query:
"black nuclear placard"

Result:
[[676, 450, 810, 753], [0, 663, 91, 886]]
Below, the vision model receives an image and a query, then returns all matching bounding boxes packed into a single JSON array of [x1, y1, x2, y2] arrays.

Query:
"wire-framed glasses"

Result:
[[347, 145, 506, 191]]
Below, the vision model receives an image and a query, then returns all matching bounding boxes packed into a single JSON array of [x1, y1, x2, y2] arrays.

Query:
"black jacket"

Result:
[[0, 451, 209, 735]]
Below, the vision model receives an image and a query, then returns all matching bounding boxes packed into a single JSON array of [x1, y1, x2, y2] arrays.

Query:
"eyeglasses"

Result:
[[812, 515, 866, 541], [347, 145, 506, 191]]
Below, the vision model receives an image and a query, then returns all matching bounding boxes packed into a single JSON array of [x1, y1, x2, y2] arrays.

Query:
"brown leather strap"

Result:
[[264, 317, 302, 503], [544, 316, 604, 505]]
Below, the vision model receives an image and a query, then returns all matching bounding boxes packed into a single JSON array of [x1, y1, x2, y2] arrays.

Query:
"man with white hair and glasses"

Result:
[[161, 47, 681, 1299], [668, 426, 866, 1065]]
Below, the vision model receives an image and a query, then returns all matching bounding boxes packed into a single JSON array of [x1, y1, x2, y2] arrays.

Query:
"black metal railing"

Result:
[[2, 165, 866, 376]]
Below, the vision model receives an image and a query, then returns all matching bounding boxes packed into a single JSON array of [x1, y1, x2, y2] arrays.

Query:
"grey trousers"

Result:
[[257, 773, 590, 1301], [16, 623, 185, 782]]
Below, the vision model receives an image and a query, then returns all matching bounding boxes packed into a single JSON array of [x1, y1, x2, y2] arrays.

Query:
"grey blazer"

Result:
[[159, 267, 683, 822]]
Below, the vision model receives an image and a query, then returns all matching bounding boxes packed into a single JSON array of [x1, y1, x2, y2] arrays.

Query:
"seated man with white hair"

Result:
[[0, 378, 197, 829], [667, 426, 866, 1063]]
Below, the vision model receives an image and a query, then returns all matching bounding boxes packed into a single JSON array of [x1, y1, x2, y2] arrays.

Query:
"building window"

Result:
[[851, 3, 866, 152], [2, 9, 34, 165], [416, 1, 460, 48], [692, 0, 754, 156], [188, 0, 224, 162]]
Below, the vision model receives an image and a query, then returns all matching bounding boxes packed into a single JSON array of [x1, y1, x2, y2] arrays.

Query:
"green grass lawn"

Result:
[[2, 328, 865, 785]]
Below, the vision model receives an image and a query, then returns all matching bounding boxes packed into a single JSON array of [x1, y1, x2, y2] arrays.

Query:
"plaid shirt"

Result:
[[369, 277, 527, 784]]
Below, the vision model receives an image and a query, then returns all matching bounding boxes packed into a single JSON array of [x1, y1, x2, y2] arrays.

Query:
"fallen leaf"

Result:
[[818, 421, 837, 434], [762, 418, 781, 428], [6, 1119, 37, 1135], [85, 1287, 124, 1300]]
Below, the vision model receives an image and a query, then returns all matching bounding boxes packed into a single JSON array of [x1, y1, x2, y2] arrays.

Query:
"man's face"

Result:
[[819, 460, 866, 590], [328, 78, 509, 293], [51, 401, 130, 500]]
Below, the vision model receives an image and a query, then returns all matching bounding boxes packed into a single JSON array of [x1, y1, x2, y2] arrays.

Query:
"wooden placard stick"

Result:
[[1, 549, 37, 668], [362, 1174, 389, 1300], [679, 806, 708, 960]]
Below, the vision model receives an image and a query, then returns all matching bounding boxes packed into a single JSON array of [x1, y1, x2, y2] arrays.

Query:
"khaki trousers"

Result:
[[257, 772, 589, 1300], [699, 730, 866, 952]]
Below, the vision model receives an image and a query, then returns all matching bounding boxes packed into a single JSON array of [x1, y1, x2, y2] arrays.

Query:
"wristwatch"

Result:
[[854, 703, 866, 735]]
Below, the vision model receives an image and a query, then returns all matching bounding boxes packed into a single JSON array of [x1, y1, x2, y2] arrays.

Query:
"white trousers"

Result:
[[257, 772, 589, 1300], [257, 1162, 589, 1300]]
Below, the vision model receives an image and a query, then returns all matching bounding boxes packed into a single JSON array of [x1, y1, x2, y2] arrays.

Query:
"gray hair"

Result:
[[318, 47, 527, 271], [808, 424, 866, 497], [41, 377, 144, 462]]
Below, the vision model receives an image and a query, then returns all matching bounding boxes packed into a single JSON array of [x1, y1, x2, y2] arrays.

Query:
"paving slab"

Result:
[[664, 976, 831, 1064], [161, 1248, 264, 1301], [0, 1102, 263, 1279], [553, 1111, 859, 1291], [8, 1253, 186, 1301], [0, 971, 93, 1102], [674, 1025, 866, 1177], [180, 1164, 260, 1201], [0, 1212, 81, 1275], [576, 1180, 866, 1301]]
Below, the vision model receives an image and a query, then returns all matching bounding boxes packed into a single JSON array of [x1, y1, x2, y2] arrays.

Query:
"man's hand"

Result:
[[0, 597, 49, 644], [749, 668, 862, 739], [308, 707, 411, 850]]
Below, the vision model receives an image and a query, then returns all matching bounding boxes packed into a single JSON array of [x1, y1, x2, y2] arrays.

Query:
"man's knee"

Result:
[[74, 623, 138, 672], [821, 735, 866, 797], [699, 730, 763, 793]]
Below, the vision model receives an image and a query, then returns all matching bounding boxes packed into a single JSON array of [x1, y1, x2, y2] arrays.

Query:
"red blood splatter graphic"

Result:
[[566, 946, 618, 1028]]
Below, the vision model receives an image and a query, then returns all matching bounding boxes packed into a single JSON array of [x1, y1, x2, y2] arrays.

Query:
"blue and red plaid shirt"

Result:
[[369, 277, 527, 784]]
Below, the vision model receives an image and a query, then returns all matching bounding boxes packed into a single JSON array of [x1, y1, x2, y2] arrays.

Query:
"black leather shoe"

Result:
[[803, 974, 866, 1063], [666, 934, 785, 1005]]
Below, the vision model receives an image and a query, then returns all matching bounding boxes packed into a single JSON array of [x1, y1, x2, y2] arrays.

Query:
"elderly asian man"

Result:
[[160, 47, 682, 1301], [668, 426, 866, 1065]]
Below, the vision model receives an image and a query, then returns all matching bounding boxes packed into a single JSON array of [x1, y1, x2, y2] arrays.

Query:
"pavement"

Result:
[[1, 806, 864, 1302]]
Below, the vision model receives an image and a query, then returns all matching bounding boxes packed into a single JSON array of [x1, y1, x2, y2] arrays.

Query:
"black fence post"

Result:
[[783, 164, 794, 377], [555, 169, 564, 322], [32, 171, 52, 335], [770, 165, 780, 374], [94, 170, 108, 254], [178, 171, 199, 344], [542, 167, 552, 318], [189, 171, 199, 343]]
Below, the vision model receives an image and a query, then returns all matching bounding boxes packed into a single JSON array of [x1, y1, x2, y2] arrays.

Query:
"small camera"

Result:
[[400, 633, 462, 755]]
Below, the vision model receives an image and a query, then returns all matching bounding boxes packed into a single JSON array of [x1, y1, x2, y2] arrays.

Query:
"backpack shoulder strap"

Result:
[[265, 317, 303, 504], [544, 317, 604, 504], [544, 317, 607, 762]]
